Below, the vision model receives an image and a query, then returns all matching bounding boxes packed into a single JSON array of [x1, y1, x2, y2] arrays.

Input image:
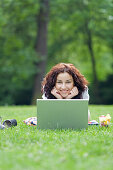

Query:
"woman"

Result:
[[42, 63, 90, 121], [41, 63, 89, 100], [24, 63, 90, 125]]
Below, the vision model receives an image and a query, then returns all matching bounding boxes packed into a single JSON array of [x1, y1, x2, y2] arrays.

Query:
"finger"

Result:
[[74, 87, 78, 93], [75, 89, 78, 95], [56, 91, 60, 94], [73, 86, 77, 91]]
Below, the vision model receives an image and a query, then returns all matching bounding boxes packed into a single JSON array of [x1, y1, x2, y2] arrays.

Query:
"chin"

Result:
[[60, 94, 68, 98]]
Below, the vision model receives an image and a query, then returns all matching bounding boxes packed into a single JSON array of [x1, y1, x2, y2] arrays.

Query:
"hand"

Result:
[[51, 87, 63, 99], [65, 86, 79, 99]]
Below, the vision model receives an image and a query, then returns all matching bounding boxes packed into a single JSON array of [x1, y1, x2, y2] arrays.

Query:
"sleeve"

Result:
[[42, 93, 47, 99], [82, 86, 89, 100], [42, 85, 48, 99]]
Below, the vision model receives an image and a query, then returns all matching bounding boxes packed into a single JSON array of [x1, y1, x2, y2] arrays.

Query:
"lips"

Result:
[[60, 90, 69, 94]]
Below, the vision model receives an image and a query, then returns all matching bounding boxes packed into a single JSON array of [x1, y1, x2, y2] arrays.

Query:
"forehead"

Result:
[[57, 72, 73, 80]]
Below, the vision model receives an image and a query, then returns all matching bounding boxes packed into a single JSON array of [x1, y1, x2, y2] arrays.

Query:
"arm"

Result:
[[65, 86, 79, 99], [82, 86, 89, 100], [42, 87, 63, 99], [51, 87, 63, 99], [82, 87, 90, 121], [42, 93, 47, 99]]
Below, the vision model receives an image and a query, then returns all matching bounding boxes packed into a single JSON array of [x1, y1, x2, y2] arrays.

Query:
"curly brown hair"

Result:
[[41, 63, 88, 99]]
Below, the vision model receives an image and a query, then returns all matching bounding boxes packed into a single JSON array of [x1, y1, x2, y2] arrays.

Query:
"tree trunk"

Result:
[[84, 21, 101, 103], [31, 0, 49, 105]]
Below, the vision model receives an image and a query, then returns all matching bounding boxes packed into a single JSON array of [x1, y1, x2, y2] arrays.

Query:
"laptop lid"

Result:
[[37, 99, 88, 130]]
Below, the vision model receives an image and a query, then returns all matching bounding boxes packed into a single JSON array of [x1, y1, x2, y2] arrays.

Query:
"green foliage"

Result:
[[0, 0, 40, 105], [48, 0, 113, 81], [47, 0, 113, 104], [90, 74, 113, 104], [0, 0, 113, 104]]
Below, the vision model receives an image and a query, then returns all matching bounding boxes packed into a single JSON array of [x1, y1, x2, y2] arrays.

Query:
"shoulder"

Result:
[[82, 86, 89, 100], [42, 93, 48, 99]]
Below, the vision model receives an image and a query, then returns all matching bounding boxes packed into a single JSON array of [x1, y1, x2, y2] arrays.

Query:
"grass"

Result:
[[0, 105, 113, 170]]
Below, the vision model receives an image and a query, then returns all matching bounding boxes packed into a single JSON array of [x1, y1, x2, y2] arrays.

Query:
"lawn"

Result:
[[0, 105, 113, 170]]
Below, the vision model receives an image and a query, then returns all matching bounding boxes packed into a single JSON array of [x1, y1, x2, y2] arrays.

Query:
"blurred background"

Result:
[[0, 0, 113, 105]]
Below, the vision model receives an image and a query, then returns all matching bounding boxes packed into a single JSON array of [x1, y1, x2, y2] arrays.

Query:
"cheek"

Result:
[[67, 83, 74, 89], [55, 84, 61, 89]]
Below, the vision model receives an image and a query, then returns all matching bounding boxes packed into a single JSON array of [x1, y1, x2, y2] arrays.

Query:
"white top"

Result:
[[81, 86, 89, 100], [42, 86, 89, 100]]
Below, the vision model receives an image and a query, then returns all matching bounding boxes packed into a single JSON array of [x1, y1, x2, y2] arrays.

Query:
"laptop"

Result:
[[37, 99, 88, 130]]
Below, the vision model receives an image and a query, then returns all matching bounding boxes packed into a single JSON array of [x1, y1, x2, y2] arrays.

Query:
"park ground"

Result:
[[0, 105, 113, 170]]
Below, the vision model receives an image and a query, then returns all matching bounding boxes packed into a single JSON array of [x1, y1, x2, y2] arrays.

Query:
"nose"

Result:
[[61, 83, 66, 89]]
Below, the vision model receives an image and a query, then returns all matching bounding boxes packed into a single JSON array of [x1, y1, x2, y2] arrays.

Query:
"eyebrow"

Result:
[[66, 79, 72, 81], [57, 79, 72, 81]]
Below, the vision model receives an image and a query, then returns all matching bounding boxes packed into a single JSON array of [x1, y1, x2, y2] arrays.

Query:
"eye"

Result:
[[66, 81, 71, 83], [57, 82, 62, 84]]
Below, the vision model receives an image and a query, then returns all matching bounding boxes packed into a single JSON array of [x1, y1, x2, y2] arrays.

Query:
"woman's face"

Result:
[[55, 72, 74, 98]]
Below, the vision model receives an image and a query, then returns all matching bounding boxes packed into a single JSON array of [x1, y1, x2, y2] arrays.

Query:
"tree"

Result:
[[0, 0, 39, 105], [0, 0, 112, 105], [31, 0, 49, 104], [47, 0, 113, 103]]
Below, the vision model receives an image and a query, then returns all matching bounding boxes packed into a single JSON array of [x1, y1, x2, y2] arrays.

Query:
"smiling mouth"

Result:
[[60, 90, 69, 93]]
